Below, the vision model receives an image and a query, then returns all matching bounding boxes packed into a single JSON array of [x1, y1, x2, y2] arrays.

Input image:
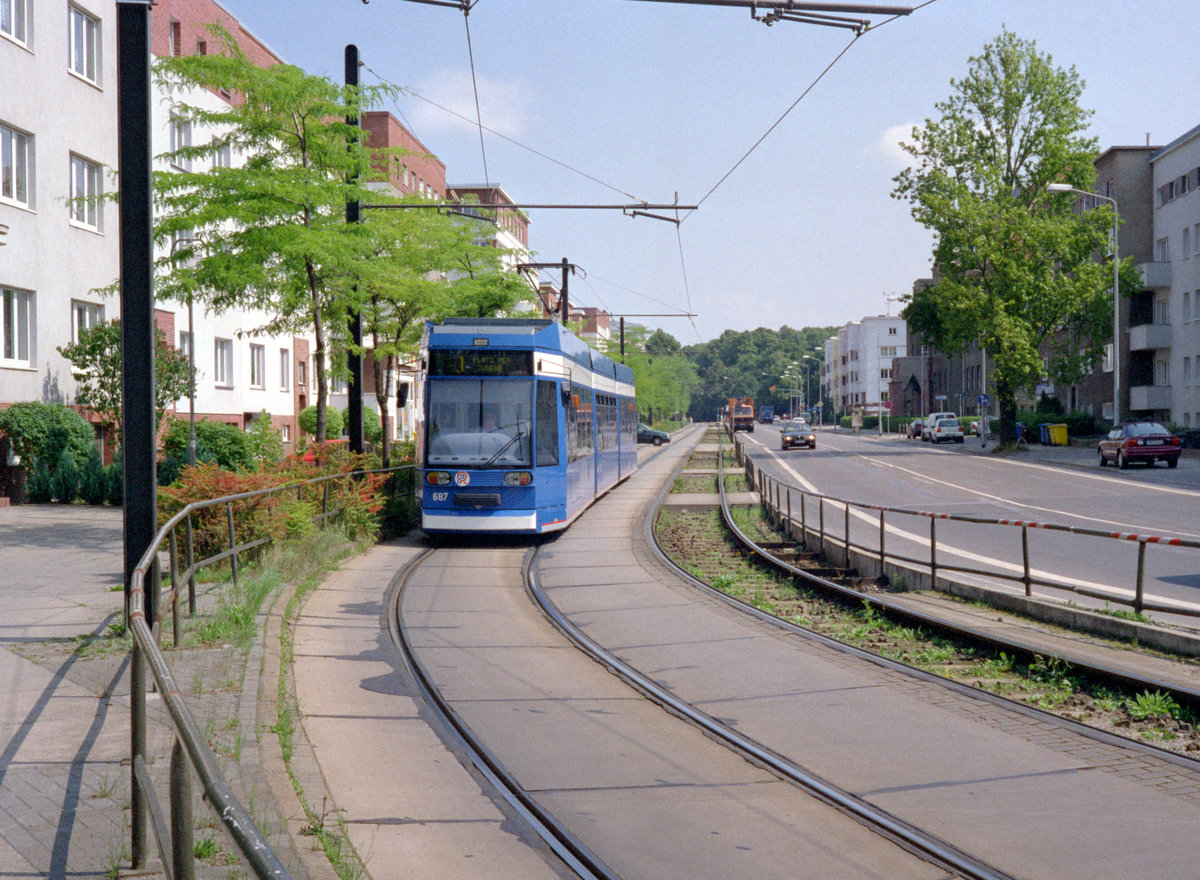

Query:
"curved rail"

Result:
[[732, 431, 1200, 618], [713, 434, 1200, 714], [387, 546, 620, 880]]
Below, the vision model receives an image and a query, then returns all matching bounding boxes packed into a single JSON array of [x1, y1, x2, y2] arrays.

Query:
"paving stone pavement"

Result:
[[0, 504, 309, 880]]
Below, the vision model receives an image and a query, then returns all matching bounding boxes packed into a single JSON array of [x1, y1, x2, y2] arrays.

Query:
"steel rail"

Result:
[[387, 547, 620, 880], [712, 432, 1200, 713], [521, 443, 1015, 880]]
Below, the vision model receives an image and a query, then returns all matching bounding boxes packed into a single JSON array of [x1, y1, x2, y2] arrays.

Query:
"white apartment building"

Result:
[[825, 316, 907, 419], [1148, 124, 1200, 430], [1, 0, 121, 433]]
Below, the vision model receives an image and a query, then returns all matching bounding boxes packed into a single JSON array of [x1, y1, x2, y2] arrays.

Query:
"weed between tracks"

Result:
[[654, 504, 1200, 755]]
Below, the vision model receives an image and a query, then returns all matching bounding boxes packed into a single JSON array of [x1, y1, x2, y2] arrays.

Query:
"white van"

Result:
[[921, 412, 956, 442]]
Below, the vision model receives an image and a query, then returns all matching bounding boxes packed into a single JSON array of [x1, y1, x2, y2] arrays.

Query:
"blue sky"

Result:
[[214, 0, 1196, 344]]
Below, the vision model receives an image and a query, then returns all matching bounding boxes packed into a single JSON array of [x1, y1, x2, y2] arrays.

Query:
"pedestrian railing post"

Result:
[[131, 642, 148, 869], [168, 531, 181, 647], [786, 490, 792, 540], [170, 738, 196, 880], [800, 492, 807, 547], [1135, 541, 1147, 613], [226, 501, 239, 589], [879, 509, 886, 577], [185, 512, 196, 615], [930, 517, 938, 588], [1022, 525, 1032, 597], [844, 502, 850, 564], [818, 497, 825, 555]]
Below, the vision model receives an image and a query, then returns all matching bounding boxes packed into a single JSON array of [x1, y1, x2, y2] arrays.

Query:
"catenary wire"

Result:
[[461, 9, 490, 187]]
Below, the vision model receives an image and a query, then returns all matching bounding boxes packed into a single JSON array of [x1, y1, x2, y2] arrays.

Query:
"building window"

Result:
[[279, 349, 290, 391], [1185, 292, 1192, 324], [296, 359, 306, 388], [1, 286, 35, 367], [331, 374, 346, 394], [1194, 223, 1200, 256], [1155, 356, 1170, 386], [212, 138, 231, 169], [281, 424, 290, 443], [169, 116, 192, 171], [1, 123, 31, 207], [178, 329, 192, 361], [71, 300, 103, 341], [1, 0, 29, 44], [68, 5, 99, 83], [1186, 227, 1192, 259], [249, 343, 265, 388], [1156, 237, 1170, 263], [169, 19, 181, 56], [1102, 343, 1113, 373], [69, 155, 103, 229], [1154, 294, 1170, 325], [1184, 357, 1192, 387], [888, 326, 897, 335], [880, 346, 897, 357], [214, 338, 232, 386]]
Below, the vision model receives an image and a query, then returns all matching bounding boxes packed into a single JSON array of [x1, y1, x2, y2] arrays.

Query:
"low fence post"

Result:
[[879, 509, 886, 578], [1022, 525, 1031, 596], [168, 531, 181, 647], [844, 502, 850, 564], [786, 490, 792, 540], [1134, 541, 1147, 613], [930, 516, 938, 588], [800, 492, 807, 547], [226, 501, 239, 589], [170, 738, 196, 880], [818, 497, 825, 555], [131, 642, 148, 869], [185, 512, 196, 615]]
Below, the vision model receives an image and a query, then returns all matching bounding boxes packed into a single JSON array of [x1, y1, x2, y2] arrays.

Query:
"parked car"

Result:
[[969, 416, 999, 437], [922, 411, 956, 442], [780, 419, 816, 450], [1097, 421, 1181, 469], [907, 419, 923, 439], [929, 416, 964, 444], [637, 423, 670, 446]]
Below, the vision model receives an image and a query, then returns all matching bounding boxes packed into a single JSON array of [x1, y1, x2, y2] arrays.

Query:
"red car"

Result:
[[1098, 421, 1181, 469]]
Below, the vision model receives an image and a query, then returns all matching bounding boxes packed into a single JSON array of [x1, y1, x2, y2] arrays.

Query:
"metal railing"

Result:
[[127, 465, 415, 879], [729, 432, 1200, 618]]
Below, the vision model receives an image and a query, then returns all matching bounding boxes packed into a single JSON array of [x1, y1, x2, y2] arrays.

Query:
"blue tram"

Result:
[[420, 318, 638, 534]]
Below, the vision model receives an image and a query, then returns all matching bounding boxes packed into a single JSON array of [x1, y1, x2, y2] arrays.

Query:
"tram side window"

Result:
[[566, 386, 594, 462], [536, 380, 559, 466]]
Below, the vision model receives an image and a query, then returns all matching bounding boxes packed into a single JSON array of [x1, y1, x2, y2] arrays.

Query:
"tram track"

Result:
[[386, 427, 1200, 879]]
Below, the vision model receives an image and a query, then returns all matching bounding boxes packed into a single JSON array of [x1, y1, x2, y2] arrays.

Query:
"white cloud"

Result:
[[407, 68, 530, 140], [874, 123, 917, 170]]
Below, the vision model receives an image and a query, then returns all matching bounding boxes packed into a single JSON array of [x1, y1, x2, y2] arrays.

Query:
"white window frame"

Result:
[[249, 343, 265, 389], [281, 424, 290, 443], [71, 300, 104, 342], [1186, 227, 1192, 260], [1, 122, 32, 207], [1, 0, 30, 45], [178, 329, 192, 361], [279, 348, 290, 391], [1184, 357, 1192, 387], [1102, 343, 1113, 373], [1184, 291, 1192, 324], [212, 138, 231, 169], [169, 116, 192, 171], [1, 286, 35, 368], [1156, 237, 1170, 263], [214, 337, 232, 387], [69, 154, 103, 229], [68, 5, 100, 84], [1155, 356, 1170, 387]]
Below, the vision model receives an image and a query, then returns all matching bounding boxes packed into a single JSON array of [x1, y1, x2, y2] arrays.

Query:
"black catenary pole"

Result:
[[345, 44, 364, 454]]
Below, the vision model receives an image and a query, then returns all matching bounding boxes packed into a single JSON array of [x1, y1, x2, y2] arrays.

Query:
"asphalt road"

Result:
[[737, 427, 1200, 622]]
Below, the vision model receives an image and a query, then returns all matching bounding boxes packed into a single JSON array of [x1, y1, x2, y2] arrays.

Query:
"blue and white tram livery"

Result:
[[420, 318, 639, 534]]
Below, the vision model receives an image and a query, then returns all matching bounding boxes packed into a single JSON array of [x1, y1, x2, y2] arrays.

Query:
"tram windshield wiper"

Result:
[[485, 430, 526, 466]]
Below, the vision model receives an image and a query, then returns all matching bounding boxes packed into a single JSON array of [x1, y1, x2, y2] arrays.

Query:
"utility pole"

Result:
[[345, 44, 364, 454]]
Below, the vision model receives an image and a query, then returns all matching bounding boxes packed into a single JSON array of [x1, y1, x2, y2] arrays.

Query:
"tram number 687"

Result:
[[431, 491, 449, 502]]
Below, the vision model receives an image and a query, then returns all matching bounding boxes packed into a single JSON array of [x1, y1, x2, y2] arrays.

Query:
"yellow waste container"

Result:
[[1048, 423, 1068, 446]]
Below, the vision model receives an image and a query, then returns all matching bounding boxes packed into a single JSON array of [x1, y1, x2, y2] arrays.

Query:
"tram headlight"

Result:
[[425, 471, 451, 486], [503, 471, 532, 487]]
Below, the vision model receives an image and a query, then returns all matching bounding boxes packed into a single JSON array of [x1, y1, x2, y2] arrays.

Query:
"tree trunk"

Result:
[[375, 353, 394, 469]]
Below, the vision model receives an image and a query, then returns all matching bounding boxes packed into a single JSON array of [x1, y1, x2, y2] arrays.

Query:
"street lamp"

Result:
[[170, 235, 201, 466], [801, 355, 820, 426], [1047, 183, 1121, 425]]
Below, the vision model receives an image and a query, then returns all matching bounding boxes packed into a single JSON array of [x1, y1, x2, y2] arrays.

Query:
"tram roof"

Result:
[[427, 318, 633, 385]]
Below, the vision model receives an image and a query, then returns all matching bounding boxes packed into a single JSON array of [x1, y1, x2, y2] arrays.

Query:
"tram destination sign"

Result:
[[430, 349, 534, 377]]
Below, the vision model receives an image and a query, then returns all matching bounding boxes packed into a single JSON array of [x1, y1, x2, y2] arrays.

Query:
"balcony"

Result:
[[1128, 322, 1172, 352], [1128, 384, 1172, 411], [1137, 261, 1171, 289]]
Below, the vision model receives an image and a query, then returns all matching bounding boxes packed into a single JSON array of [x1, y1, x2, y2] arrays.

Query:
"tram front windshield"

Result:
[[427, 378, 533, 467]]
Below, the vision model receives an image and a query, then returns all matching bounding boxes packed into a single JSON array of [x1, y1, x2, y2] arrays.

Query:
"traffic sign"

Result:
[[978, 394, 990, 407]]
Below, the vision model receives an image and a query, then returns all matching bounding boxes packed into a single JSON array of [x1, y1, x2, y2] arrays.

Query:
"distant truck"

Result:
[[758, 405, 775, 424], [728, 397, 755, 433]]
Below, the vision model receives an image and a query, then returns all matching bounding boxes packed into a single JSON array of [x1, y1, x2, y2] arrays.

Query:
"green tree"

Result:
[[608, 326, 698, 424], [892, 30, 1134, 439], [0, 402, 94, 468], [57, 319, 192, 442], [152, 26, 403, 443]]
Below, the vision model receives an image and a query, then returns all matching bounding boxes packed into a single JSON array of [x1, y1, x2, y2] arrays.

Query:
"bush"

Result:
[[0, 402, 93, 468], [51, 449, 79, 504], [245, 411, 284, 464], [106, 458, 124, 506], [161, 418, 256, 472], [79, 446, 107, 505], [341, 406, 382, 443], [299, 405, 343, 440], [27, 458, 53, 503]]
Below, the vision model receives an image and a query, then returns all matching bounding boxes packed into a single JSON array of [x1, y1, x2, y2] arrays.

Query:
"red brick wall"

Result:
[[361, 111, 447, 197], [151, 0, 284, 69]]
